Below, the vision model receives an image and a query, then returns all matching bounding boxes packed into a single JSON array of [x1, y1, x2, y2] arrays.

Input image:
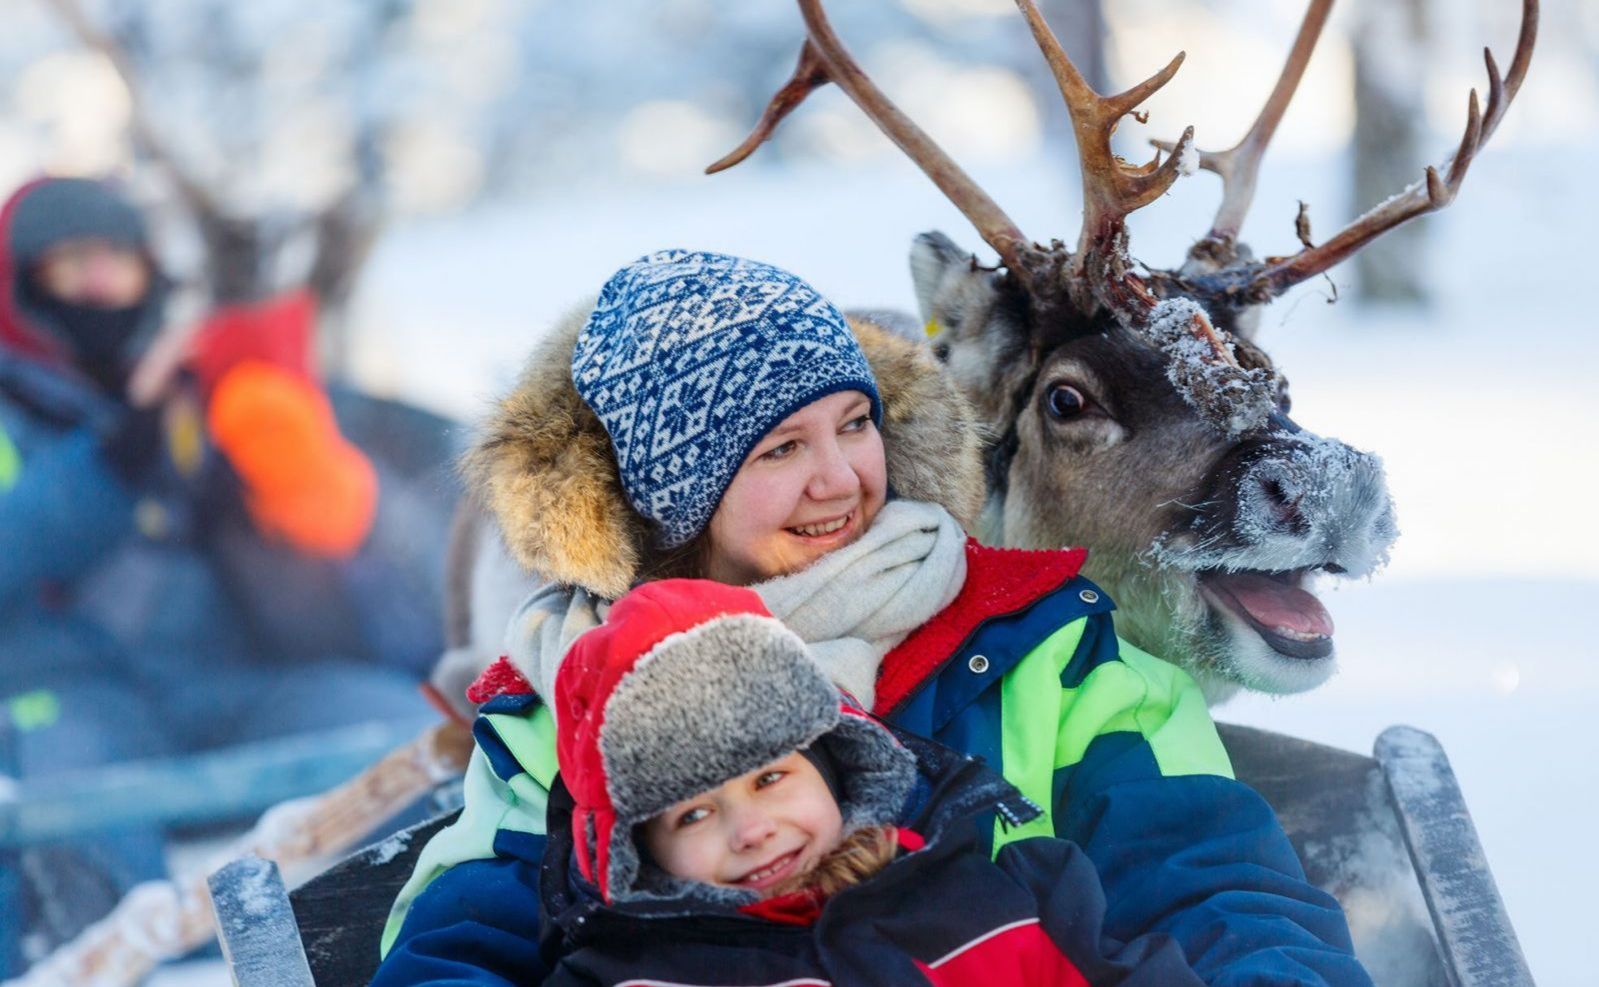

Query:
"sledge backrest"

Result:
[[275, 724, 1528, 986]]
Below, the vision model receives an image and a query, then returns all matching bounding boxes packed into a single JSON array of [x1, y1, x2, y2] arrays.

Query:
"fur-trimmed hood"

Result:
[[464, 303, 986, 598]]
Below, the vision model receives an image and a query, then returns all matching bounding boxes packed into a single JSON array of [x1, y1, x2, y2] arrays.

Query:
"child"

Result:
[[540, 578, 1207, 986]]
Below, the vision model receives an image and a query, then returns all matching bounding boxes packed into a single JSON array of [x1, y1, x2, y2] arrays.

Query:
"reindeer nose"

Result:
[[1230, 439, 1398, 577], [1244, 465, 1308, 536], [1260, 476, 1303, 531]]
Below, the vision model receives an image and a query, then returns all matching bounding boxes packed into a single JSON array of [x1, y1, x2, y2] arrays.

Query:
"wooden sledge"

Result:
[[210, 722, 1535, 987]]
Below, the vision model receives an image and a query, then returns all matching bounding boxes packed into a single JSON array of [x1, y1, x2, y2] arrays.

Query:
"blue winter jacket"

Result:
[[537, 729, 1207, 987], [374, 543, 1373, 987]]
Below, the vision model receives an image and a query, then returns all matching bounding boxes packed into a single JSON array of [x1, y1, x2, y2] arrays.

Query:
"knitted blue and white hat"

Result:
[[572, 249, 882, 548]]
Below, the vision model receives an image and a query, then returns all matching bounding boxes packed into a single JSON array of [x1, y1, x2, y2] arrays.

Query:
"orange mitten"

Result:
[[206, 360, 377, 558]]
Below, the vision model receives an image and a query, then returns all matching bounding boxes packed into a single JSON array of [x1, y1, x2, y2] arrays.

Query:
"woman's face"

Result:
[[704, 389, 886, 585]]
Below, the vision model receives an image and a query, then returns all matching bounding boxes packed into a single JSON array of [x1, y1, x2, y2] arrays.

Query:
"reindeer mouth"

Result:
[[1197, 569, 1334, 661]]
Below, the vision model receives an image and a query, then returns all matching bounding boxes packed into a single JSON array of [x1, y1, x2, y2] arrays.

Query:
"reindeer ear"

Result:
[[909, 231, 1000, 342]]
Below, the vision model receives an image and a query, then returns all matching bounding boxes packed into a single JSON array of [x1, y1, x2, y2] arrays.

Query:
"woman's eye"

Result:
[[1045, 383, 1088, 421], [760, 440, 798, 462], [841, 414, 871, 434]]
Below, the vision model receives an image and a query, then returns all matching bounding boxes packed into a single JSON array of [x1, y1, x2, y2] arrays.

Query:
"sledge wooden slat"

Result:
[[276, 726, 1527, 987], [1218, 723, 1451, 986], [1376, 726, 1536, 987], [209, 856, 314, 987], [292, 811, 460, 985]]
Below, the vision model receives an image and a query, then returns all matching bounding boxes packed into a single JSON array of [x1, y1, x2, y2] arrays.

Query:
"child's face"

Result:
[[641, 750, 844, 897]]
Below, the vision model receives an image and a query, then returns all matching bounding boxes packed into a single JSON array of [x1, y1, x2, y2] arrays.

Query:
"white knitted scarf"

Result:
[[507, 499, 967, 716], [752, 499, 966, 708]]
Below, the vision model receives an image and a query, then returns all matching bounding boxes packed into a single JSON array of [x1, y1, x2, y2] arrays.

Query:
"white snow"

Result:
[[1141, 296, 1277, 436], [367, 829, 413, 867], [1177, 140, 1200, 177], [229, 858, 282, 919]]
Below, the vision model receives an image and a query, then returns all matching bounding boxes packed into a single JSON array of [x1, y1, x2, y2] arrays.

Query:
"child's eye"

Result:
[[759, 440, 798, 462], [676, 806, 710, 828], [755, 770, 786, 789]]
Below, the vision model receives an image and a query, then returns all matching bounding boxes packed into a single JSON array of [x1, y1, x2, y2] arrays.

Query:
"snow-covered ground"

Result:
[[339, 129, 1597, 987]]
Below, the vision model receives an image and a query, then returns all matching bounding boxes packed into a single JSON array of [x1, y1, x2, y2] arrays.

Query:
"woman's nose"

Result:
[[805, 439, 860, 502]]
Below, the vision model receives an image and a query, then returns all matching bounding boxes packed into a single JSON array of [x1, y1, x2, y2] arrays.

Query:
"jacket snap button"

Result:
[[967, 654, 990, 674], [1078, 589, 1100, 604]]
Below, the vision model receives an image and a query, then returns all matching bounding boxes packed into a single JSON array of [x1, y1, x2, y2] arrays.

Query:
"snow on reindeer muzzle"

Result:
[[1152, 428, 1398, 661]]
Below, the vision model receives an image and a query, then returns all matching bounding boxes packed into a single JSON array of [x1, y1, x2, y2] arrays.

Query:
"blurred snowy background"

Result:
[[3, 0, 1594, 983]]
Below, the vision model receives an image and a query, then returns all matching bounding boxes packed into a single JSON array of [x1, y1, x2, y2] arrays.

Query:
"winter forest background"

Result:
[[3, 0, 1595, 983]]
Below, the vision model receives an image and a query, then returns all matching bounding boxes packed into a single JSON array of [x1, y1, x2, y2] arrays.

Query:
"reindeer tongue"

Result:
[[1205, 571, 1334, 651]]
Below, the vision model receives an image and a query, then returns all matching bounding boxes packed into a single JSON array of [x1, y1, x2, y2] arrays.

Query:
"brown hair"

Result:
[[635, 527, 714, 583], [767, 825, 900, 900]]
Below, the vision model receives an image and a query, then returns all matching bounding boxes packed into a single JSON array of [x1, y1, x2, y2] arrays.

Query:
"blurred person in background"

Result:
[[0, 176, 439, 973]]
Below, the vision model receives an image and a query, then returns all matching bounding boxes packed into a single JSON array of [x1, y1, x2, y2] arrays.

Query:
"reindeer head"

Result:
[[710, 0, 1536, 698]]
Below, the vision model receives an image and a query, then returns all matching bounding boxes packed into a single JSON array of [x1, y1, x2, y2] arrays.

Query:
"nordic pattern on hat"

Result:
[[571, 249, 881, 548]]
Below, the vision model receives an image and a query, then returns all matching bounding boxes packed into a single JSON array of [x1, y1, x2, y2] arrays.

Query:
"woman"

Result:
[[373, 250, 1371, 986]]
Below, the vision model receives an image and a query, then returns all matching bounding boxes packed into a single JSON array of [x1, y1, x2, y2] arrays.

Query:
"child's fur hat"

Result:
[[554, 578, 916, 904]]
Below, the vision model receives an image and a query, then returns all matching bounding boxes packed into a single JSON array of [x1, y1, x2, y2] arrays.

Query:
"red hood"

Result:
[[0, 178, 70, 366]]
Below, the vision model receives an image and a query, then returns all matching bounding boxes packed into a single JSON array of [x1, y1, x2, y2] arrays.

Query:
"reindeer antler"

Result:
[[1013, 1, 1193, 255], [1231, 0, 1538, 300], [712, 0, 1208, 328], [1007, 0, 1196, 323], [708, 1, 1038, 289], [1153, 0, 1335, 248]]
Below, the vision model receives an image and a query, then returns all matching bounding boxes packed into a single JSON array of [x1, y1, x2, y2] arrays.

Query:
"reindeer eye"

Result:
[[1045, 384, 1087, 420]]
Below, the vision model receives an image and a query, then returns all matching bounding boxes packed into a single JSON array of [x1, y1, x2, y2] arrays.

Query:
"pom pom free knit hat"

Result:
[[554, 578, 915, 904], [571, 249, 881, 548]]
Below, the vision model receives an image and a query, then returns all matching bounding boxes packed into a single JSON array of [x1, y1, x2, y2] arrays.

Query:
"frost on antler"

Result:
[[1141, 299, 1278, 437]]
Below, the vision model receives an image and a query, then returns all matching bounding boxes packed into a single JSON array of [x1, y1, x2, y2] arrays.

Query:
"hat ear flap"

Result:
[[572, 808, 595, 885], [591, 807, 618, 904]]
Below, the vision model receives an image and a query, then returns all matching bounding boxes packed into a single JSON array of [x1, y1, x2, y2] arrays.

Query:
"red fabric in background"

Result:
[[0, 178, 67, 364], [190, 289, 319, 394]]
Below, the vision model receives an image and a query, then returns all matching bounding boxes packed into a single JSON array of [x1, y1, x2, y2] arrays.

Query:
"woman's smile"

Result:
[[786, 509, 855, 541]]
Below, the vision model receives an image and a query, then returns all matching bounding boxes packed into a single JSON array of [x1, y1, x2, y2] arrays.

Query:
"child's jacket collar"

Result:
[[542, 728, 1039, 936], [873, 540, 1087, 717]]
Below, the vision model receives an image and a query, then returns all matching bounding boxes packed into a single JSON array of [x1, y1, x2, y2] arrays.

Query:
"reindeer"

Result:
[[707, 0, 1537, 700]]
